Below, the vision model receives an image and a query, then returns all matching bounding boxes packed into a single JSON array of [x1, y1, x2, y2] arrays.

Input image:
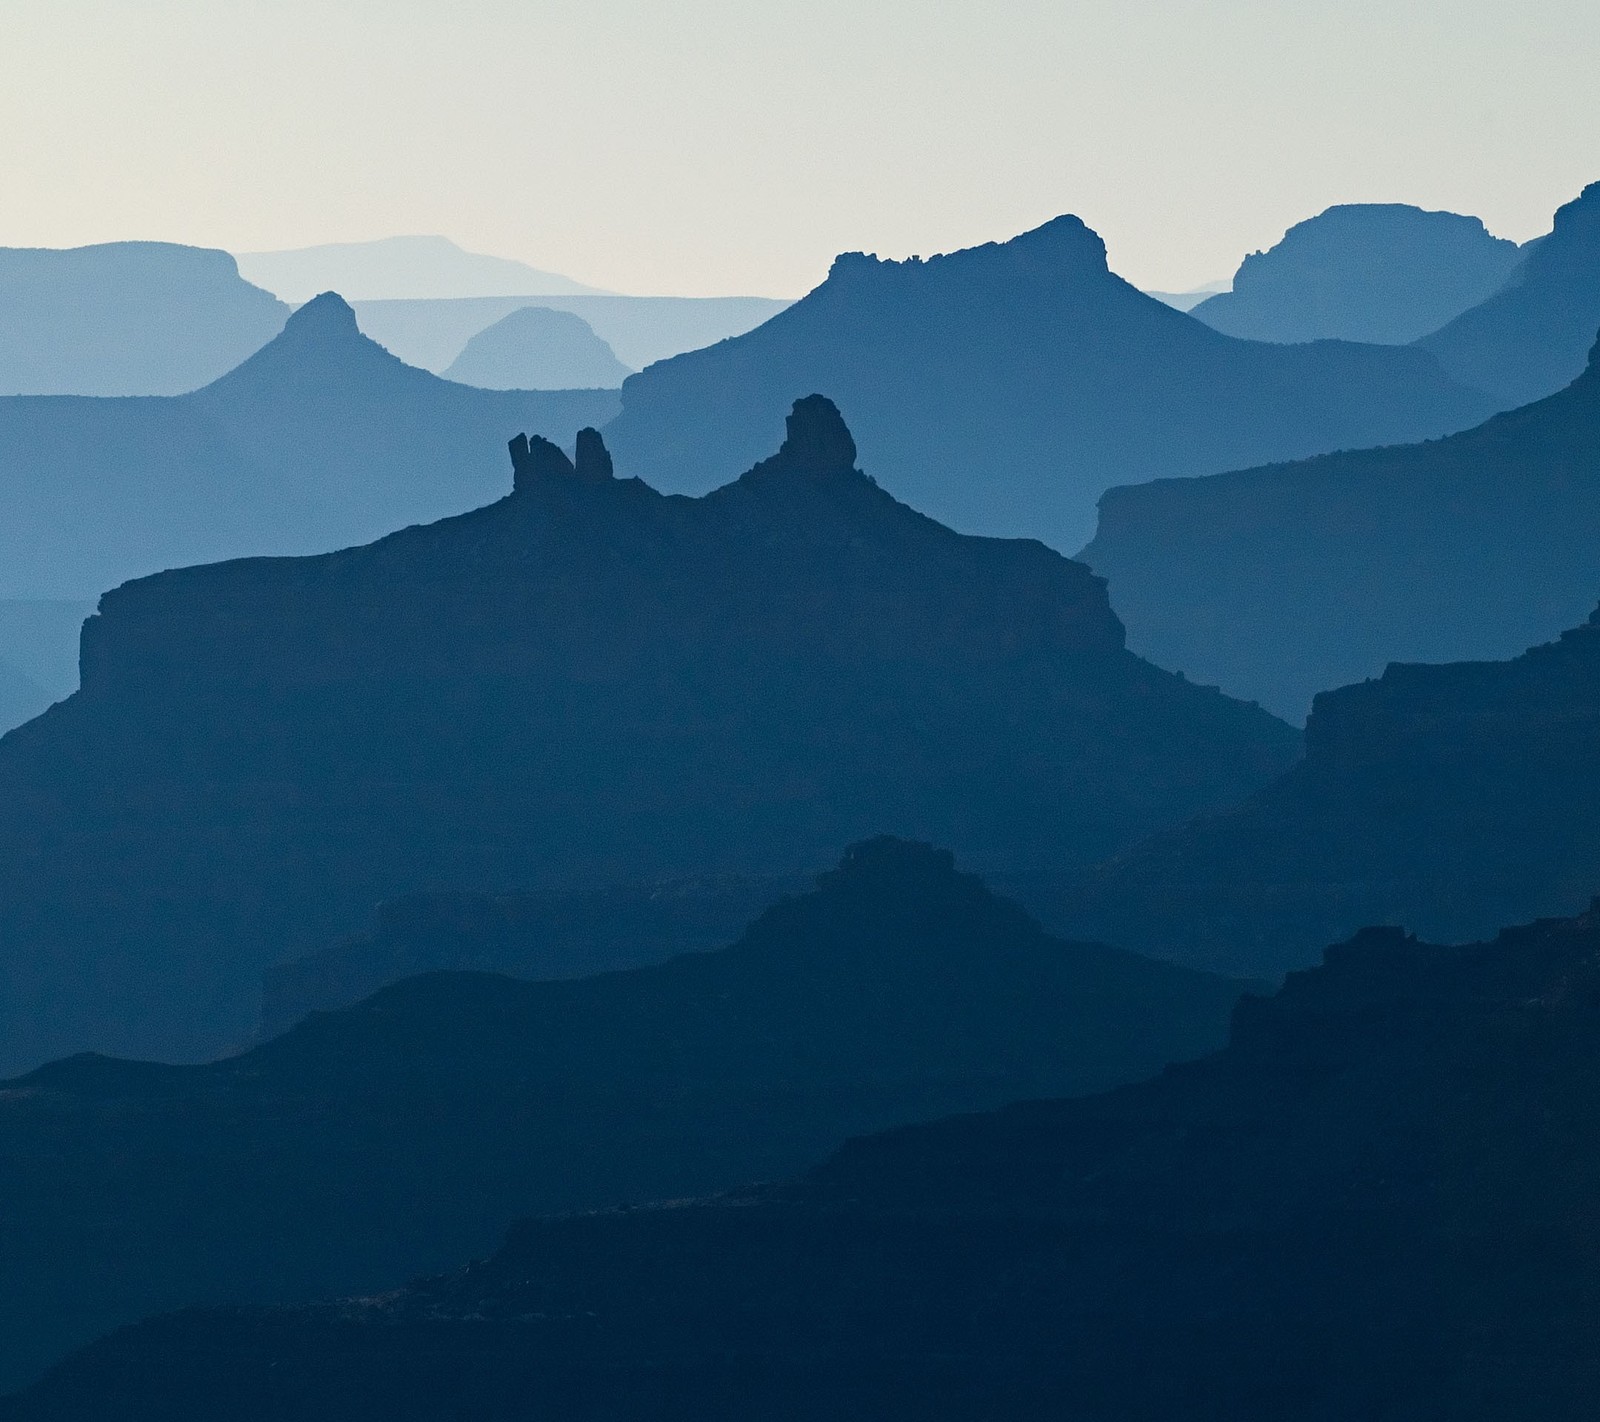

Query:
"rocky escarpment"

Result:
[[0, 397, 1295, 1071], [1048, 604, 1600, 976], [602, 213, 1494, 550], [17, 902, 1600, 1421], [1083, 328, 1600, 720], [0, 838, 1250, 1395]]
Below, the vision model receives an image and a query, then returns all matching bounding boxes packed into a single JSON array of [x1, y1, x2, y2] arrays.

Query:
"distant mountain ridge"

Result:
[[0, 838, 1250, 1396], [0, 397, 1296, 1072], [1418, 179, 1600, 407], [0, 292, 618, 600], [444, 307, 632, 389], [0, 241, 288, 395], [236, 235, 609, 302], [602, 214, 1496, 550], [25, 898, 1600, 1419], [1082, 329, 1600, 719], [351, 294, 792, 374], [1190, 203, 1521, 345]]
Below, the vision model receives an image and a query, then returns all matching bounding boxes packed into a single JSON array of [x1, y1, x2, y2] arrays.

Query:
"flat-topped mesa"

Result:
[[508, 426, 617, 491]]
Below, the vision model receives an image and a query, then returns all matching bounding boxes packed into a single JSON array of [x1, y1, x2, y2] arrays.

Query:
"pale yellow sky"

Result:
[[3, 0, 1597, 297]]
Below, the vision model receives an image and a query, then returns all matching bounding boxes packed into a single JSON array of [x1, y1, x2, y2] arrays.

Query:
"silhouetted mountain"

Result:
[[23, 901, 1600, 1421], [444, 307, 632, 389], [1418, 180, 1600, 407], [602, 216, 1496, 549], [0, 398, 1296, 1071], [352, 294, 791, 373], [0, 838, 1251, 1394], [1189, 204, 1520, 345], [260, 874, 804, 1037], [235, 236, 608, 301], [0, 293, 619, 599], [0, 242, 288, 395], [1082, 331, 1600, 720], [1045, 605, 1600, 977]]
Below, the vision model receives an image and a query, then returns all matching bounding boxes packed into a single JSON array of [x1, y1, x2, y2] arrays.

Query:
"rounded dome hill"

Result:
[[444, 306, 632, 390]]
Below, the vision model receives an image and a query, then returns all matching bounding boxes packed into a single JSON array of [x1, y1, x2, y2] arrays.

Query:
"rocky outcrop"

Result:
[[0, 400, 1296, 1071], [0, 839, 1250, 1396], [601, 215, 1495, 551]]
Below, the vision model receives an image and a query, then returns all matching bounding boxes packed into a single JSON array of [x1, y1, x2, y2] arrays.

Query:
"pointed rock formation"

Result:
[[0, 404, 1295, 1071]]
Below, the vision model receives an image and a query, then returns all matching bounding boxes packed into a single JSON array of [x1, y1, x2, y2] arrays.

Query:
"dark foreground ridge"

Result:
[[1053, 602, 1600, 976], [602, 213, 1495, 550], [0, 397, 1296, 1071], [1084, 326, 1600, 719], [0, 838, 1250, 1394], [15, 900, 1600, 1420]]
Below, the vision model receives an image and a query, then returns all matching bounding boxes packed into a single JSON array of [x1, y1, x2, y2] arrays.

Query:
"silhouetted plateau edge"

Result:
[[0, 837, 1250, 1394], [1083, 326, 1600, 720], [16, 898, 1600, 1419], [1042, 600, 1600, 977]]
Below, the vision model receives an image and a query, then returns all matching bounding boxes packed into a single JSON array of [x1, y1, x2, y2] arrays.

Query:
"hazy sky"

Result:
[[4, 0, 1597, 297]]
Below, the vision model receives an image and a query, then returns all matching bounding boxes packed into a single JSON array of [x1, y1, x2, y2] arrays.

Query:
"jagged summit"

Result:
[[605, 212, 1494, 550], [827, 214, 1110, 286], [282, 289, 361, 337], [507, 425, 617, 489]]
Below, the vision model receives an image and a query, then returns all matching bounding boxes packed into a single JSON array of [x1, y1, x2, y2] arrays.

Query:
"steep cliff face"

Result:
[[1051, 607, 1600, 976], [1082, 329, 1600, 721], [20, 904, 1600, 1421], [0, 839, 1249, 1396], [0, 398, 1296, 1071], [602, 215, 1494, 551]]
